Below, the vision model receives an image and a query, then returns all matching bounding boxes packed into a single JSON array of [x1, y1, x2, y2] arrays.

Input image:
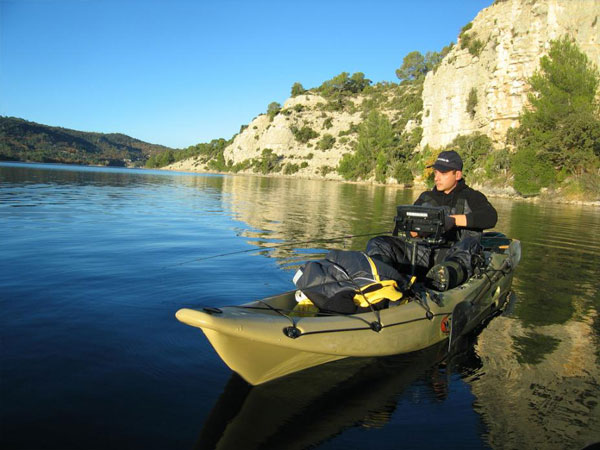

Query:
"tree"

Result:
[[513, 36, 600, 193], [267, 102, 281, 121], [291, 82, 305, 97], [338, 111, 396, 181], [396, 46, 453, 82], [396, 51, 426, 81], [446, 132, 493, 176], [317, 72, 371, 97], [347, 72, 371, 93]]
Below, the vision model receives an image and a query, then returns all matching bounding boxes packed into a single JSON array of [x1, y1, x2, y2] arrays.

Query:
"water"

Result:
[[1, 162, 599, 449]]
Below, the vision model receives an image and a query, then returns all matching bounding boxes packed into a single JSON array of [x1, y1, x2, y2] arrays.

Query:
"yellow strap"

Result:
[[363, 253, 381, 283], [352, 253, 407, 307], [353, 280, 404, 307]]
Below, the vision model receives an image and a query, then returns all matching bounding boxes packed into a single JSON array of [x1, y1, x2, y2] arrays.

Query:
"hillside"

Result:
[[0, 117, 173, 167], [165, 0, 600, 200]]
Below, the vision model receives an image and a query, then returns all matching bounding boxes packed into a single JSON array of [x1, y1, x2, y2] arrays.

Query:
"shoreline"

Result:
[[3, 159, 597, 207], [159, 164, 600, 207]]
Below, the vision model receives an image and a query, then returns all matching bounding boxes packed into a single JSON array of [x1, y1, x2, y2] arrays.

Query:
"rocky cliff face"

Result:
[[222, 93, 362, 180], [420, 0, 600, 149]]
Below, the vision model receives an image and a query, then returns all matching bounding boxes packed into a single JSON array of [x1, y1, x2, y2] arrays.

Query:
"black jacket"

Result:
[[414, 179, 497, 241]]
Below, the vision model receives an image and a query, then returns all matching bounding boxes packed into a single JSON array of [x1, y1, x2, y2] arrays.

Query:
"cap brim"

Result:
[[427, 163, 456, 172]]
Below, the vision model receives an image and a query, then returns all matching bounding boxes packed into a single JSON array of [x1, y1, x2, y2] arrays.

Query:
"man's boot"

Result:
[[426, 260, 466, 291]]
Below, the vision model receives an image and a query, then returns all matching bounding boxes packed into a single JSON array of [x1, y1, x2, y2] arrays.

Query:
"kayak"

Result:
[[176, 236, 521, 385]]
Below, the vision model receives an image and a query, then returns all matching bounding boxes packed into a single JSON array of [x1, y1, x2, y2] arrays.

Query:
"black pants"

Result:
[[365, 235, 482, 280]]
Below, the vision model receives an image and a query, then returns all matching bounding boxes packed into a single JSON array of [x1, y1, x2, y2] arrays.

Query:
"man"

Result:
[[366, 150, 497, 291]]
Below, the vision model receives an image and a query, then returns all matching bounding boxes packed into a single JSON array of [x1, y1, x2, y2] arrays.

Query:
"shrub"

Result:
[[413, 144, 438, 187], [561, 173, 600, 200], [323, 117, 333, 129], [300, 161, 309, 168], [320, 165, 334, 176], [291, 125, 319, 143], [338, 123, 359, 137], [318, 134, 336, 150], [484, 150, 511, 178], [283, 163, 300, 175], [445, 132, 493, 176], [468, 38, 485, 56], [254, 148, 282, 174], [460, 22, 473, 34], [459, 26, 485, 57], [230, 159, 253, 173], [291, 82, 305, 97], [511, 146, 555, 195], [466, 87, 478, 118], [267, 102, 281, 121], [393, 163, 413, 185]]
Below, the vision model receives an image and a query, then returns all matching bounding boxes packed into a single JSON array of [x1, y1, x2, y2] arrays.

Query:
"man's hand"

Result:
[[450, 214, 467, 227]]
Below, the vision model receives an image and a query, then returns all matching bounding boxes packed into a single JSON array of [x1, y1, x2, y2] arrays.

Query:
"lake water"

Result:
[[1, 162, 599, 450]]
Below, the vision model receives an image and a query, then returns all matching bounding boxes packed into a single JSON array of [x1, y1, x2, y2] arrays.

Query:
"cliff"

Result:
[[167, 83, 423, 182], [421, 0, 600, 149]]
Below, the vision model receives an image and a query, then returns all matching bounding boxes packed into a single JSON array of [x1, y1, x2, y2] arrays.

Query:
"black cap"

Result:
[[427, 150, 463, 172]]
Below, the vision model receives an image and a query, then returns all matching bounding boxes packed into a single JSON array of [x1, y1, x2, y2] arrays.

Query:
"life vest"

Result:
[[418, 191, 481, 242]]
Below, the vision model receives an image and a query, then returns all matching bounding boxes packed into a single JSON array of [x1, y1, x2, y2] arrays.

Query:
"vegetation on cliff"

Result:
[[146, 34, 598, 203], [145, 138, 230, 170], [511, 36, 600, 196]]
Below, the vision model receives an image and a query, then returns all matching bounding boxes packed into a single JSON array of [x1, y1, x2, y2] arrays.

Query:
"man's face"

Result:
[[434, 169, 462, 194]]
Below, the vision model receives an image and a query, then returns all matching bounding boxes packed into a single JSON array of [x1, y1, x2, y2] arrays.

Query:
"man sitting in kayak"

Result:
[[366, 150, 498, 291]]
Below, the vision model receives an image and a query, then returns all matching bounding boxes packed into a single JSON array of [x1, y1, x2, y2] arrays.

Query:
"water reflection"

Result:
[[4, 163, 599, 448], [198, 174, 600, 449], [215, 175, 418, 266], [194, 342, 449, 450]]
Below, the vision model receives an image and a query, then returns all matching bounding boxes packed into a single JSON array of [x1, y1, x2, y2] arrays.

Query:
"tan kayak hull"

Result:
[[176, 242, 519, 385]]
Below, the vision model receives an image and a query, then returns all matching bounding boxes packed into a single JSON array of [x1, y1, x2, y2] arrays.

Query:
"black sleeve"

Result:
[[413, 192, 428, 206], [465, 190, 497, 230]]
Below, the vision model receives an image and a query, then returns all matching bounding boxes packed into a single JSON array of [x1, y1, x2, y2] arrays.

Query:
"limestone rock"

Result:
[[420, 0, 600, 149]]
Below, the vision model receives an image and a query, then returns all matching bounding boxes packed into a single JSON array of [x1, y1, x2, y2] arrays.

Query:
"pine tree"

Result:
[[513, 36, 600, 194]]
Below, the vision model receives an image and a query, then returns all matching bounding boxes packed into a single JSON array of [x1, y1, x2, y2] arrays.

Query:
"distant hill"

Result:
[[0, 116, 173, 167]]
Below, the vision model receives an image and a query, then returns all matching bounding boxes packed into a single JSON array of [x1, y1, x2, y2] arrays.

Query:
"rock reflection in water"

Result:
[[216, 175, 419, 266]]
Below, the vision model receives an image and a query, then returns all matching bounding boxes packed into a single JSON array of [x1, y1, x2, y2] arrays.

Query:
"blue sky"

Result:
[[1, 0, 492, 149]]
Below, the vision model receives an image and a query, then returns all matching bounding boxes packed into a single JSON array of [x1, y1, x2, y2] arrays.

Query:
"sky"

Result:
[[0, 0, 493, 149]]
